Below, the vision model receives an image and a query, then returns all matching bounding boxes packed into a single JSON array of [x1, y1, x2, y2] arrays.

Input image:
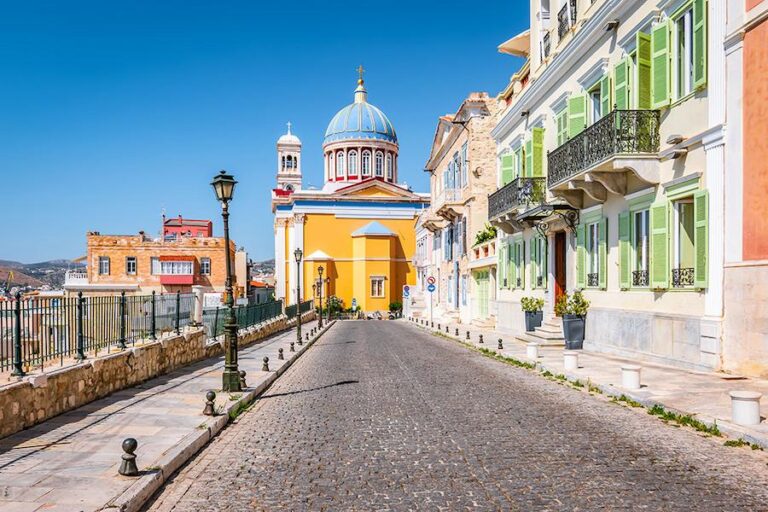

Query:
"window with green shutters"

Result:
[[649, 201, 669, 289], [693, 190, 708, 288], [600, 74, 612, 117], [636, 32, 652, 109], [577, 217, 607, 290], [532, 127, 545, 177], [514, 147, 524, 178], [531, 236, 548, 289], [692, 0, 707, 89], [507, 240, 517, 289], [513, 238, 525, 289], [499, 243, 507, 289], [614, 58, 629, 110], [556, 107, 568, 146], [651, 21, 671, 108], [500, 154, 515, 186], [524, 137, 533, 178], [575, 225, 586, 289], [568, 92, 587, 138], [618, 212, 631, 290]]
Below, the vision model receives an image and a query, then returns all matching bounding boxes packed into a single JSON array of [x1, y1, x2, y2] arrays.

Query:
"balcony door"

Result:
[[554, 231, 567, 312]]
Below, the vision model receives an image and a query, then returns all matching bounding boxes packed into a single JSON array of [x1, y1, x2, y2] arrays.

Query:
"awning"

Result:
[[498, 30, 530, 57]]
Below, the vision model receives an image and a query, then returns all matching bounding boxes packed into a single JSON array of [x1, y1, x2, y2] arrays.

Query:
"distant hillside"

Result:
[[0, 259, 84, 289], [0, 267, 43, 288]]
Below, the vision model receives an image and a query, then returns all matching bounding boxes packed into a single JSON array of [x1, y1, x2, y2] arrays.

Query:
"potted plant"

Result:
[[560, 291, 590, 350], [520, 297, 545, 332], [388, 301, 403, 319]]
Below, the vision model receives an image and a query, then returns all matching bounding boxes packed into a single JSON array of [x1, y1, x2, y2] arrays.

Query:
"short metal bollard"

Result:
[[305, 332, 309, 341], [479, 334, 484, 344], [621, 365, 642, 390], [526, 342, 539, 360], [203, 391, 216, 416], [498, 338, 503, 350], [262, 357, 270, 372], [438, 323, 441, 330], [445, 326, 449, 333], [278, 348, 284, 360], [239, 370, 247, 389], [455, 328, 459, 336], [431, 322, 434, 328], [466, 331, 470, 340], [290, 342, 295, 352], [118, 438, 139, 476]]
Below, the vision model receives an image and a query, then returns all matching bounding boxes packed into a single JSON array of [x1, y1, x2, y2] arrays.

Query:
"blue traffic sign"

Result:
[[427, 283, 436, 293]]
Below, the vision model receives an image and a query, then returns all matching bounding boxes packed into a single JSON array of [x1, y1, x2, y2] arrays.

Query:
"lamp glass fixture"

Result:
[[211, 170, 237, 203], [294, 248, 303, 262]]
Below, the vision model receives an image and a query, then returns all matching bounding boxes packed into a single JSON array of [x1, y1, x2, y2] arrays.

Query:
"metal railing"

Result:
[[587, 273, 599, 287], [671, 268, 694, 288], [632, 270, 649, 287], [547, 109, 660, 188], [542, 31, 551, 59], [285, 300, 313, 320], [202, 300, 283, 338], [488, 176, 547, 220], [557, 0, 576, 40], [0, 291, 193, 375]]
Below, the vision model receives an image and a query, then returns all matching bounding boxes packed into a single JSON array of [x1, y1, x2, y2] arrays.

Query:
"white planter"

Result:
[[729, 390, 763, 426], [621, 365, 642, 390], [563, 351, 579, 371], [526, 343, 539, 360]]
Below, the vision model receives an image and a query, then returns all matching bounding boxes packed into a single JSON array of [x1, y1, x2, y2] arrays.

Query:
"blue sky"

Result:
[[2, 1, 525, 263]]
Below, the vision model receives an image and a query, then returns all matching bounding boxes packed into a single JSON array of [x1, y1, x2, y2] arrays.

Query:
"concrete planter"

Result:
[[524, 311, 544, 332], [621, 365, 642, 390], [526, 342, 540, 360], [562, 314, 586, 350], [729, 390, 763, 426]]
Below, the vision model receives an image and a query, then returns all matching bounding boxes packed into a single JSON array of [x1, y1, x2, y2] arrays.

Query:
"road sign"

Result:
[[403, 285, 410, 293], [427, 283, 436, 293], [427, 276, 436, 285]]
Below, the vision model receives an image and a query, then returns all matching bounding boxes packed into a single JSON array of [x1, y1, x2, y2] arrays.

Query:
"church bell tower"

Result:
[[276, 122, 303, 192]]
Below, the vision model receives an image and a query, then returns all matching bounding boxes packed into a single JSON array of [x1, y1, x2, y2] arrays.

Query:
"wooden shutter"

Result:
[[694, 190, 709, 288], [531, 237, 538, 289], [524, 137, 533, 178], [568, 93, 587, 139], [636, 32, 652, 109], [600, 74, 612, 117], [598, 218, 608, 290], [532, 127, 545, 177], [650, 201, 669, 289], [576, 225, 586, 289], [500, 154, 514, 186], [614, 59, 629, 111], [557, 109, 568, 145], [509, 241, 517, 289], [651, 21, 671, 109], [693, 0, 707, 89], [518, 240, 526, 289], [618, 211, 631, 290], [541, 237, 548, 288]]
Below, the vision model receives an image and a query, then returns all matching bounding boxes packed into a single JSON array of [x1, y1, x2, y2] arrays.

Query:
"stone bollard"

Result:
[[729, 391, 763, 426], [290, 342, 295, 352], [466, 331, 470, 340], [563, 351, 579, 371], [262, 357, 270, 372], [431, 322, 434, 328], [526, 343, 539, 360], [118, 438, 139, 476], [239, 370, 247, 389], [498, 338, 504, 350], [621, 365, 642, 390], [278, 348, 284, 360], [479, 334, 484, 344], [305, 332, 309, 341], [203, 391, 216, 416]]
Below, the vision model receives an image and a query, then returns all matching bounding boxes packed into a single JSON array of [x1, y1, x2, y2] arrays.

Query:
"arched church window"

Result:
[[284, 184, 294, 191], [281, 156, 286, 171], [286, 155, 293, 169], [362, 151, 371, 176], [375, 152, 383, 177], [386, 154, 393, 180], [336, 151, 345, 177], [348, 150, 358, 175]]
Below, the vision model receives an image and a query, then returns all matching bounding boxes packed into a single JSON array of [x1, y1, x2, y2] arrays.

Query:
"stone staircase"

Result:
[[515, 316, 565, 346]]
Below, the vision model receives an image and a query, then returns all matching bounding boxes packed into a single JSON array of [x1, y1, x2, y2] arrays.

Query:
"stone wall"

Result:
[[0, 311, 315, 440]]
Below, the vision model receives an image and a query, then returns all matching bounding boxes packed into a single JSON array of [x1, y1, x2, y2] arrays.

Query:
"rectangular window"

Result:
[[370, 276, 385, 298], [160, 261, 193, 275], [200, 257, 211, 276], [535, 237, 547, 288], [98, 256, 110, 275], [150, 257, 161, 275], [675, 7, 694, 99], [587, 222, 600, 287], [632, 209, 650, 286], [125, 256, 137, 276], [461, 143, 468, 187], [672, 198, 695, 287], [589, 88, 602, 124]]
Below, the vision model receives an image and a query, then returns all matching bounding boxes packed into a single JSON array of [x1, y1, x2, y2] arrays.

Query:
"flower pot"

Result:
[[524, 310, 544, 332], [562, 314, 586, 350]]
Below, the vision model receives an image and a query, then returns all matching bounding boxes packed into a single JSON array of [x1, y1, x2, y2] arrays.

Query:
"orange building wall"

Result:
[[743, 13, 768, 260]]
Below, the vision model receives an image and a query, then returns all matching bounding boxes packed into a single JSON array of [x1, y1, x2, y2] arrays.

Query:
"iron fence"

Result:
[[488, 176, 547, 220], [0, 291, 194, 375], [202, 300, 284, 338]]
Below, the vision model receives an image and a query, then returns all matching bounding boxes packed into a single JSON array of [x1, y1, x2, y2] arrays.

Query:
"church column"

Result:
[[293, 214, 306, 304], [274, 218, 287, 302]]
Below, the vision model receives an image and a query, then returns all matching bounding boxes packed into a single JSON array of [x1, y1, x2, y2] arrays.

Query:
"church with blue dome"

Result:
[[270, 69, 429, 314]]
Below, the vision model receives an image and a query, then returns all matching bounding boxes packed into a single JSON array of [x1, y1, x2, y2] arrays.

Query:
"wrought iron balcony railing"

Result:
[[671, 267, 694, 288], [632, 270, 649, 287], [587, 273, 599, 287], [557, 0, 577, 40], [488, 176, 546, 220], [547, 109, 660, 188], [542, 32, 551, 59]]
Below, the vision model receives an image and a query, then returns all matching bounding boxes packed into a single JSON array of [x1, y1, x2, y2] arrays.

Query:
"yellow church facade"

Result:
[[271, 76, 429, 313]]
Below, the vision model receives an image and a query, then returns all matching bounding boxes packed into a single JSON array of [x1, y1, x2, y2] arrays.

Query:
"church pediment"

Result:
[[333, 178, 420, 200]]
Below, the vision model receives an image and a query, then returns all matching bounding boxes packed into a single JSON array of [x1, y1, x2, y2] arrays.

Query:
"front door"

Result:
[[555, 231, 567, 311], [475, 271, 489, 319]]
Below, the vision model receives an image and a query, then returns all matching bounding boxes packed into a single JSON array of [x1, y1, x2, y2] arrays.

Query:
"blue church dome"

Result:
[[323, 81, 397, 145]]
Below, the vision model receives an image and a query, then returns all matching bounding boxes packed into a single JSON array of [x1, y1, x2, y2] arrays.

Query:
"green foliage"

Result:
[[722, 438, 762, 450], [521, 297, 545, 313], [648, 404, 721, 436], [553, 291, 591, 316], [323, 295, 344, 314], [554, 294, 569, 316], [388, 301, 403, 312], [473, 224, 498, 246]]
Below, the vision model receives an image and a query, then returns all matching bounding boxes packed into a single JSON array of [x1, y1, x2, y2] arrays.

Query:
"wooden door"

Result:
[[555, 232, 567, 311]]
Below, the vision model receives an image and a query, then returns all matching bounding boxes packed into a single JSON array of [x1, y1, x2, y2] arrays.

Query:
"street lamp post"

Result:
[[211, 170, 240, 392], [324, 276, 331, 323], [294, 248, 303, 343], [317, 266, 324, 328]]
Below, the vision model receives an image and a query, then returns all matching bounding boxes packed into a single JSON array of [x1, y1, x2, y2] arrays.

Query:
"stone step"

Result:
[[532, 327, 566, 340], [535, 324, 563, 335], [515, 331, 565, 346]]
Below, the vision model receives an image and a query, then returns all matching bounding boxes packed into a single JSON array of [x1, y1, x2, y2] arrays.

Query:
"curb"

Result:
[[101, 319, 336, 512], [408, 319, 768, 450]]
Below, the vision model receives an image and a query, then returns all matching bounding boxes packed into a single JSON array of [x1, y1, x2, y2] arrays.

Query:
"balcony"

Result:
[[488, 177, 546, 233], [469, 239, 496, 270], [158, 257, 195, 286], [557, 0, 577, 40], [547, 109, 660, 208], [433, 188, 466, 221], [64, 270, 88, 286], [420, 207, 447, 233]]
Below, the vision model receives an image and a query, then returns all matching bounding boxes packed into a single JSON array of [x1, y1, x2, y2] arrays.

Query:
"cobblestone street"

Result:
[[145, 321, 768, 511]]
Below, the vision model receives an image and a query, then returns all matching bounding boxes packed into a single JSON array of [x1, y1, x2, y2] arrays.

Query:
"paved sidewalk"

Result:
[[0, 318, 331, 512], [408, 317, 768, 447]]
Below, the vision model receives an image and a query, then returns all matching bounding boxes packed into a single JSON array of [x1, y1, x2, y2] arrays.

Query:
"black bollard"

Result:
[[498, 338, 504, 350], [479, 334, 484, 344], [278, 348, 284, 360], [290, 342, 295, 352], [203, 391, 216, 416], [466, 331, 470, 340], [118, 438, 139, 476], [239, 370, 247, 389], [455, 328, 459, 336], [262, 357, 270, 372]]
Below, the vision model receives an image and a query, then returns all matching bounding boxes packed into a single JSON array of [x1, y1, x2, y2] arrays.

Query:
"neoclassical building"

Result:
[[271, 74, 429, 313]]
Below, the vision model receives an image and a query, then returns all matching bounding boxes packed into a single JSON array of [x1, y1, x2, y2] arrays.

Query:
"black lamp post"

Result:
[[294, 248, 303, 343], [317, 265, 324, 328], [324, 276, 331, 322], [211, 170, 240, 392]]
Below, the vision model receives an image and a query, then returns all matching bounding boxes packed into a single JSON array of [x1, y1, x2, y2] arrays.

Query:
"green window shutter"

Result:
[[693, 0, 708, 89], [524, 137, 533, 177], [519, 240, 526, 289], [636, 32, 652, 109], [513, 147, 522, 180], [500, 154, 514, 186], [694, 190, 709, 288], [508, 242, 516, 288], [532, 127, 545, 177], [614, 59, 629, 110], [598, 218, 608, 290], [576, 225, 586, 289], [651, 21, 671, 109], [568, 92, 587, 139], [618, 211, 631, 290], [541, 237, 548, 288], [600, 74, 612, 116], [556, 109, 568, 145], [650, 201, 669, 289], [530, 237, 538, 289]]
